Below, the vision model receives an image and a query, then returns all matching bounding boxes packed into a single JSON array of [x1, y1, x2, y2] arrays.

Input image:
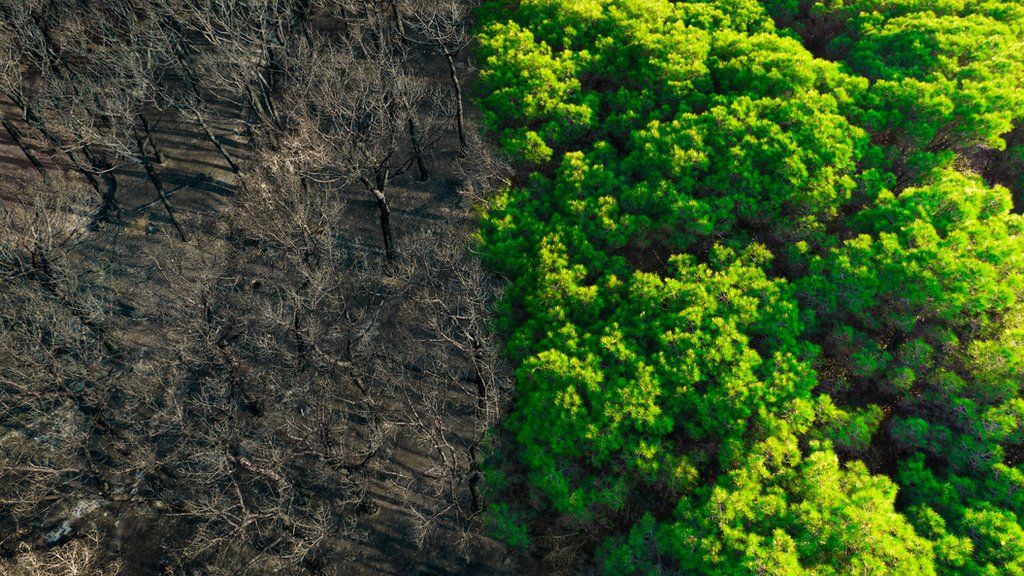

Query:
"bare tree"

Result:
[[411, 0, 473, 155], [0, 2, 124, 209], [274, 16, 437, 263], [0, 530, 121, 576], [0, 105, 47, 177]]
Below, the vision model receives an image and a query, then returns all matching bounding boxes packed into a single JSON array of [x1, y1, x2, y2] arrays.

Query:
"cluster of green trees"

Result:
[[475, 0, 1024, 573]]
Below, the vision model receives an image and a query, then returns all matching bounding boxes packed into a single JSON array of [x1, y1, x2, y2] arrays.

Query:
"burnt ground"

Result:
[[0, 46, 519, 575]]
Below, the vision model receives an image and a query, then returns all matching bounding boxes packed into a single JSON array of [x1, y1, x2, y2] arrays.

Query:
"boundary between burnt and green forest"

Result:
[[473, 1, 1024, 574]]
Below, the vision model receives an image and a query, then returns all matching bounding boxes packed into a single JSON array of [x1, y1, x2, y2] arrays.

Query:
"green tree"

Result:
[[475, 0, 1024, 572]]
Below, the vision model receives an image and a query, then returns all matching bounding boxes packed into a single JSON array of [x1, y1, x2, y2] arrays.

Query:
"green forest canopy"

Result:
[[475, 0, 1024, 573]]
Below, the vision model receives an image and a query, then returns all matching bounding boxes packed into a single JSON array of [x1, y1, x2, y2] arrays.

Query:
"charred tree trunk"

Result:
[[443, 51, 467, 156], [138, 113, 163, 163], [467, 444, 482, 514], [78, 144, 118, 215], [408, 117, 428, 181], [338, 5, 351, 39], [190, 105, 244, 179], [290, 0, 314, 46], [5, 93, 103, 195], [135, 135, 187, 241], [363, 174, 395, 262], [246, 82, 283, 137], [390, 0, 407, 41], [256, 29, 287, 133], [372, 188, 394, 262], [1, 116, 47, 177], [162, 34, 247, 185], [471, 335, 486, 410]]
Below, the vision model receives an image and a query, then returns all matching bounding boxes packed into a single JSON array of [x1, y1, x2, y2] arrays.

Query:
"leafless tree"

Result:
[[0, 530, 121, 576], [411, 0, 473, 155], [272, 15, 440, 263], [0, 5, 111, 206]]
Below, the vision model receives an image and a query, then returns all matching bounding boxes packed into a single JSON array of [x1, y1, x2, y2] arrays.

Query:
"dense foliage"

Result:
[[476, 0, 1024, 573]]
